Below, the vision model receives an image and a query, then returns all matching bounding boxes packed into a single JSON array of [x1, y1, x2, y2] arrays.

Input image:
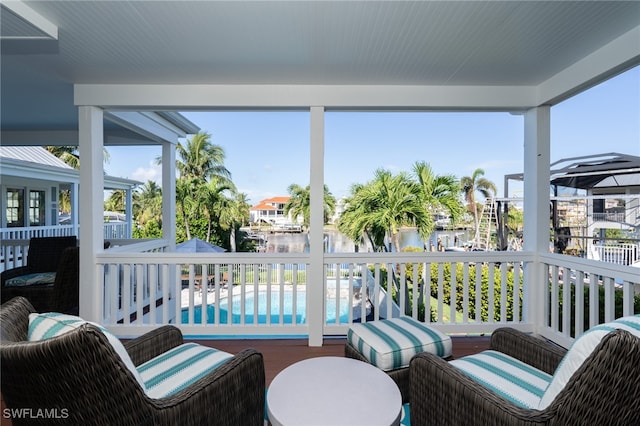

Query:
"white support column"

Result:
[[522, 106, 551, 332], [162, 141, 176, 251], [78, 106, 105, 322], [71, 182, 79, 237], [308, 106, 325, 346], [125, 187, 133, 239]]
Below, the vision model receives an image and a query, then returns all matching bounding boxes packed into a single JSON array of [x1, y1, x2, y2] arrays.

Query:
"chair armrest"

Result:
[[124, 325, 184, 366], [148, 348, 265, 425], [1, 284, 55, 312], [0, 296, 35, 341], [410, 352, 554, 425], [490, 328, 566, 375]]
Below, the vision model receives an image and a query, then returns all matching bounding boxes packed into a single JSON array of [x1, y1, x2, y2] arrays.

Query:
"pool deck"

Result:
[[188, 335, 492, 387]]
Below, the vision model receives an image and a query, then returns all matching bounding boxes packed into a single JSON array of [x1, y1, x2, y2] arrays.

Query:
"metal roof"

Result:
[[0, 146, 72, 169], [0, 146, 141, 189]]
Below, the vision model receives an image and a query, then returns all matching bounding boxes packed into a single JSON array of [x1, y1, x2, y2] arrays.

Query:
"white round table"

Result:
[[267, 356, 402, 426]]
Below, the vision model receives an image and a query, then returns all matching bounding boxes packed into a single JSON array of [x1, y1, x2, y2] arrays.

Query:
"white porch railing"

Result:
[[537, 253, 639, 348], [0, 225, 75, 241], [3, 232, 637, 347], [0, 225, 133, 272], [103, 222, 130, 240], [96, 249, 639, 347], [589, 243, 639, 266]]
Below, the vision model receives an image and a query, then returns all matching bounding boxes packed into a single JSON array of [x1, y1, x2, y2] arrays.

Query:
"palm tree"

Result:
[[47, 146, 110, 214], [338, 169, 430, 253], [217, 192, 251, 252], [133, 180, 163, 226], [412, 161, 464, 240], [284, 184, 336, 229], [46, 146, 81, 169], [104, 190, 125, 213], [158, 132, 233, 240], [199, 177, 236, 244], [460, 168, 497, 238], [338, 168, 434, 314], [175, 132, 231, 183], [46, 145, 111, 169], [337, 182, 385, 251], [234, 193, 252, 227], [176, 178, 198, 240]]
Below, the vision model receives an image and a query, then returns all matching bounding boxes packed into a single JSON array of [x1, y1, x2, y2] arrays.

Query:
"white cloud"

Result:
[[131, 161, 162, 184]]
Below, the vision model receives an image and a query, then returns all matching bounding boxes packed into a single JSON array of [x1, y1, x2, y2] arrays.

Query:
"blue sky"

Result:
[[105, 67, 639, 205]]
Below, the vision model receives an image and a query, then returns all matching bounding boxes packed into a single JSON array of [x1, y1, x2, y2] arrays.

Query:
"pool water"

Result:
[[181, 290, 351, 325]]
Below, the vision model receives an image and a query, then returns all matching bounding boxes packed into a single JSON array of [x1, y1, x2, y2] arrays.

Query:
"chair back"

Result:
[[0, 296, 33, 342], [0, 297, 153, 424], [52, 247, 80, 314], [26, 236, 77, 273]]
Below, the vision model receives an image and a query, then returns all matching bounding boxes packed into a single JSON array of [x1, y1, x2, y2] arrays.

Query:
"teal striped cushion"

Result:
[[28, 312, 146, 391], [347, 317, 452, 371], [450, 350, 552, 409], [6, 272, 56, 287], [539, 314, 640, 409], [138, 342, 233, 399]]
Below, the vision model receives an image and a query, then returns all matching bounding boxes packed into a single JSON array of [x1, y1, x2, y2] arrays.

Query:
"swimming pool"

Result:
[[181, 289, 351, 325]]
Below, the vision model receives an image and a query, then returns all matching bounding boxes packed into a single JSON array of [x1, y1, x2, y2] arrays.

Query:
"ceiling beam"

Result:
[[1, 129, 163, 147], [537, 25, 640, 106], [76, 84, 537, 112], [104, 111, 191, 144], [1, 1, 58, 40]]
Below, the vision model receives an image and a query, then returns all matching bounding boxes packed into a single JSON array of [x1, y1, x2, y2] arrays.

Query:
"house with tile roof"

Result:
[[249, 196, 303, 227]]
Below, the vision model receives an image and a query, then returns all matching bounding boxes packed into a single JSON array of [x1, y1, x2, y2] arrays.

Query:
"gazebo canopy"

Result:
[[550, 153, 640, 190], [175, 238, 225, 253]]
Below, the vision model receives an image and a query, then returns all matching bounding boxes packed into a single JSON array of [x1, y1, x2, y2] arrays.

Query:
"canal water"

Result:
[[258, 228, 474, 253]]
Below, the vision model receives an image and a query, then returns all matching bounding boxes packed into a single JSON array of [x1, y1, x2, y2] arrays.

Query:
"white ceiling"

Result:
[[1, 1, 639, 135]]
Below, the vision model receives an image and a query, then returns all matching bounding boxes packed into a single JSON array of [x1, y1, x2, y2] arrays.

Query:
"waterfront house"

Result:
[[1, 1, 638, 353], [249, 196, 294, 226]]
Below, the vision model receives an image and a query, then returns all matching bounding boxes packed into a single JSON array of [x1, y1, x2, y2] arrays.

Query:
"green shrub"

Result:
[[429, 263, 523, 322], [552, 282, 640, 337], [369, 258, 523, 323]]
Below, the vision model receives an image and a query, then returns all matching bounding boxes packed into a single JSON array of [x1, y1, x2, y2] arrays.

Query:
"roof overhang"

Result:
[[0, 111, 200, 147], [0, 156, 141, 190]]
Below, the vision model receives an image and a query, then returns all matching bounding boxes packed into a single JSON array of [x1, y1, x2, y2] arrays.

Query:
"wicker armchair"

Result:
[[1, 245, 79, 314], [1, 236, 77, 311], [409, 327, 640, 425], [0, 297, 266, 425]]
